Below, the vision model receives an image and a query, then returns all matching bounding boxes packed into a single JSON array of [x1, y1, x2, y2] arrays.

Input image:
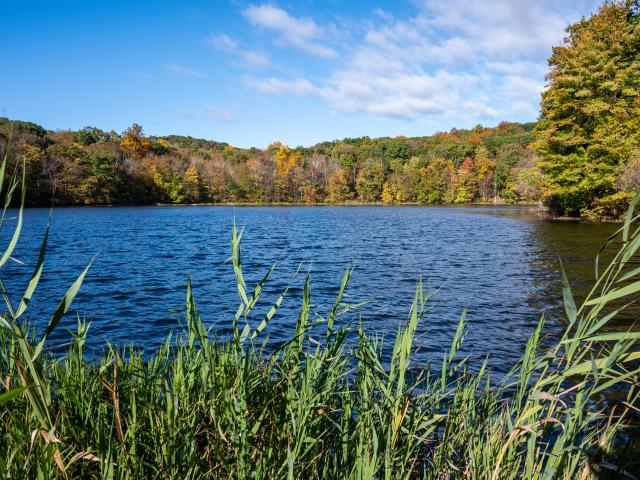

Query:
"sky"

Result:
[[1, 0, 603, 148]]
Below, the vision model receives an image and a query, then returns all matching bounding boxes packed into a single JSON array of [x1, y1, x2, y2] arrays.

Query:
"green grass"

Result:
[[0, 151, 639, 479]]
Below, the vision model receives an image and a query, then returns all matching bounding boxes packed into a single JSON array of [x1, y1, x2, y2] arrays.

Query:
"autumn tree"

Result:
[[509, 152, 544, 203], [414, 158, 456, 204], [45, 143, 91, 203], [2, 115, 539, 207], [474, 146, 497, 202], [535, 0, 640, 216], [327, 168, 353, 202], [183, 164, 203, 202], [305, 152, 332, 191], [454, 157, 478, 203], [381, 182, 401, 204], [301, 184, 324, 203], [122, 124, 152, 159], [201, 157, 231, 203], [331, 141, 358, 189], [268, 141, 303, 201], [355, 160, 385, 201], [617, 147, 640, 191], [270, 142, 293, 178], [386, 158, 424, 203]]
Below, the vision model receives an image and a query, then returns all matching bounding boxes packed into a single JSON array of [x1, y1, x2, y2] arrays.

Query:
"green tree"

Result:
[[509, 153, 544, 203], [355, 160, 385, 201], [331, 142, 358, 189], [416, 158, 455, 204], [535, 0, 640, 216], [75, 126, 108, 145], [382, 137, 411, 161], [80, 151, 122, 204]]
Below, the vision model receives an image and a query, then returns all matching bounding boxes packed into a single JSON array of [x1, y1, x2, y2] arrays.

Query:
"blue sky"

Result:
[[1, 0, 602, 148]]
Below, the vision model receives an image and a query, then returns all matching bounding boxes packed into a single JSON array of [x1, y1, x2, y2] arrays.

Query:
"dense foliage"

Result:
[[535, 0, 640, 217], [0, 117, 538, 206], [1, 154, 639, 476]]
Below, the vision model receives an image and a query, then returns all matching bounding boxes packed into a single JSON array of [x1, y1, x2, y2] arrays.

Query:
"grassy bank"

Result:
[[1, 158, 639, 479]]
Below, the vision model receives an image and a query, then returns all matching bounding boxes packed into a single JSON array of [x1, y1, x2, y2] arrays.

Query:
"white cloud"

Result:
[[243, 5, 337, 58], [241, 0, 599, 121], [485, 61, 545, 75], [204, 33, 238, 52], [204, 105, 233, 123], [244, 76, 323, 96], [371, 7, 393, 21], [205, 33, 271, 68], [323, 70, 477, 119], [242, 51, 270, 68], [416, 0, 574, 59], [164, 63, 207, 79]]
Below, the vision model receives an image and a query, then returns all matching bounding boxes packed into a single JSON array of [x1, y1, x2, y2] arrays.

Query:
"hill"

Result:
[[0, 117, 539, 206]]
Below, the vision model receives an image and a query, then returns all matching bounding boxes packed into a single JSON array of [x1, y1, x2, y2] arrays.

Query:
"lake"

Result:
[[2, 205, 620, 374]]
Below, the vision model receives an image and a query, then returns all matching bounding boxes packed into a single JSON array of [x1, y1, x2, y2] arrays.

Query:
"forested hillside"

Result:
[[0, 119, 538, 206], [1, 1, 638, 216]]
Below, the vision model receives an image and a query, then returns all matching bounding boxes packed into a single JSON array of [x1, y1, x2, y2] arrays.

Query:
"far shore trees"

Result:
[[0, 118, 537, 207]]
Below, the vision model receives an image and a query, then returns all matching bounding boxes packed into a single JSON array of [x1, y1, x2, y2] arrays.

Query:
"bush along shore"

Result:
[[0, 157, 639, 479]]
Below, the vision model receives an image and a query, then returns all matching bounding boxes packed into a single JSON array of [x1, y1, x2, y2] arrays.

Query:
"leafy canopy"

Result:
[[535, 0, 640, 217]]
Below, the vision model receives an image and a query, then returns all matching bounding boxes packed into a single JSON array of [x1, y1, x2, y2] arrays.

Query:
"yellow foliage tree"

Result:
[[270, 142, 302, 178], [475, 147, 497, 201], [381, 182, 404, 204], [122, 124, 151, 159], [149, 165, 169, 192], [327, 168, 353, 202], [184, 164, 201, 202]]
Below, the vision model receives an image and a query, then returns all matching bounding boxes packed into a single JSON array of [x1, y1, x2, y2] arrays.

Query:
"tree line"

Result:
[[0, 118, 539, 207], [0, 0, 638, 217]]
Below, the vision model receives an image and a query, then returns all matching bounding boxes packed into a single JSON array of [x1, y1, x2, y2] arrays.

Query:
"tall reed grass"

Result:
[[0, 150, 638, 479]]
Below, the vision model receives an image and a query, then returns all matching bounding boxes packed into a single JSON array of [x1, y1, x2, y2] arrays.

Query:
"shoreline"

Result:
[[26, 200, 543, 208], [21, 201, 622, 221], [22, 201, 623, 221]]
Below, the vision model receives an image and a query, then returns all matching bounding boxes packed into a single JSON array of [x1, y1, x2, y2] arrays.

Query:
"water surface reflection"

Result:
[[2, 205, 620, 374]]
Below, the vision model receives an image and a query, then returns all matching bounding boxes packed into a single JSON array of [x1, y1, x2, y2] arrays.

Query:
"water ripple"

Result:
[[0, 205, 618, 375]]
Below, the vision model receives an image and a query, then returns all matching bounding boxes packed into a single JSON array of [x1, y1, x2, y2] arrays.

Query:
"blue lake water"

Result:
[[2, 205, 619, 374]]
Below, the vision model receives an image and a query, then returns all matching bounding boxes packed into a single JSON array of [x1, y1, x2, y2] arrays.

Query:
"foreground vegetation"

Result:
[[0, 148, 639, 479]]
